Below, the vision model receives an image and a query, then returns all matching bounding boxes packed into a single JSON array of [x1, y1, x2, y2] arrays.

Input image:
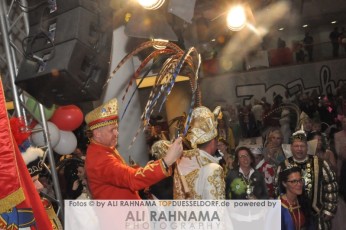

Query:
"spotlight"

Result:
[[226, 5, 246, 31], [137, 0, 165, 10]]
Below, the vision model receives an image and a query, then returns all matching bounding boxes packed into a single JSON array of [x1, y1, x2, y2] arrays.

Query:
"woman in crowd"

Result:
[[279, 166, 309, 230], [225, 146, 268, 199], [307, 131, 337, 171], [263, 128, 286, 167]]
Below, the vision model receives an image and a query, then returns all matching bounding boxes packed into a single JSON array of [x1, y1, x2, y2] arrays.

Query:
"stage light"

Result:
[[137, 0, 165, 10], [226, 5, 247, 31], [125, 9, 178, 41]]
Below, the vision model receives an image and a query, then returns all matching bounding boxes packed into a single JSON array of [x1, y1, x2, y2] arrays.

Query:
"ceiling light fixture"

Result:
[[278, 27, 284, 31], [125, 9, 178, 41], [331, 20, 337, 24], [226, 5, 246, 31], [137, 0, 165, 10], [302, 24, 308, 28]]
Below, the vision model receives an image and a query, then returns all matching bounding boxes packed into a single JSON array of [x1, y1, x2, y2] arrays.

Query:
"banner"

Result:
[[65, 200, 280, 230], [201, 58, 346, 107]]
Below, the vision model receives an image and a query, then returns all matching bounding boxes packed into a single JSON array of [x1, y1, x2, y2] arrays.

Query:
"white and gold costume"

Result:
[[151, 106, 225, 199], [174, 106, 225, 199], [174, 148, 225, 199]]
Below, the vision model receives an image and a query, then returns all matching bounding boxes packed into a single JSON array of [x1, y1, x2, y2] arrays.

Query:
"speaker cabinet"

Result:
[[16, 1, 113, 106], [29, 7, 105, 53], [15, 40, 110, 107], [27, 0, 99, 26]]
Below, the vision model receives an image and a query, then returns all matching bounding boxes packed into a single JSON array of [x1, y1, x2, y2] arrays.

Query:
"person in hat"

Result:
[[275, 130, 338, 230], [2, 115, 61, 230], [0, 147, 63, 230], [84, 98, 183, 200], [173, 106, 225, 199], [21, 147, 63, 230]]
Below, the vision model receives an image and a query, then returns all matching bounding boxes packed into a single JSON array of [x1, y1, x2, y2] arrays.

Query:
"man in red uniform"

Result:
[[85, 98, 182, 199]]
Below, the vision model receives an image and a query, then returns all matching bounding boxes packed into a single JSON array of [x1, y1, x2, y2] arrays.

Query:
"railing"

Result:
[[202, 41, 346, 75]]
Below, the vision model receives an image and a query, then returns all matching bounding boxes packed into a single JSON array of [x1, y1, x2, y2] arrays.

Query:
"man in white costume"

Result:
[[174, 106, 225, 199]]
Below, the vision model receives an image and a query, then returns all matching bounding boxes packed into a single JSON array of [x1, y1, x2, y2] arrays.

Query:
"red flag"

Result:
[[0, 79, 52, 230]]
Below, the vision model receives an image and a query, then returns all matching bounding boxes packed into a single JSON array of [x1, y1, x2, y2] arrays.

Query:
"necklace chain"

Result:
[[284, 195, 301, 230]]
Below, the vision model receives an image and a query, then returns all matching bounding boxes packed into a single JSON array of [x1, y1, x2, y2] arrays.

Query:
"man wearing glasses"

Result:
[[275, 130, 338, 230]]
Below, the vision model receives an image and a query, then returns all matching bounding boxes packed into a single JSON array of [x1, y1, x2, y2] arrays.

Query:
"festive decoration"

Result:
[[0, 78, 52, 229], [103, 40, 202, 148], [53, 130, 77, 155], [26, 96, 56, 121], [50, 105, 83, 131], [9, 117, 32, 146], [31, 122, 60, 148], [230, 177, 247, 197]]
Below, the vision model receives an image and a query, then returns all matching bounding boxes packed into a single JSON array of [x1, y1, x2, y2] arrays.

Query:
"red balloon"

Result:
[[50, 105, 84, 131]]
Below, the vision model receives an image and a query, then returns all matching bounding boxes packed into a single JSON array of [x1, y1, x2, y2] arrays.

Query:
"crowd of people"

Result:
[[5, 86, 345, 230], [55, 90, 343, 229]]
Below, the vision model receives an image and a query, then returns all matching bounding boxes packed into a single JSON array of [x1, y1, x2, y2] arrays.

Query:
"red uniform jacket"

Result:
[[85, 141, 170, 199]]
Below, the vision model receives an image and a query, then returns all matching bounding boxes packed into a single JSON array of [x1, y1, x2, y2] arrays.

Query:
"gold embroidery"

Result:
[[208, 167, 225, 199], [200, 156, 214, 166], [182, 149, 199, 159], [0, 187, 25, 213], [135, 162, 158, 177], [173, 170, 185, 199], [185, 169, 202, 199], [312, 156, 320, 213]]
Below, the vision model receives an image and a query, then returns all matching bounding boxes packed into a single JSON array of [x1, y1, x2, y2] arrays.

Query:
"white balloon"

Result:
[[53, 130, 77, 155], [31, 122, 60, 147]]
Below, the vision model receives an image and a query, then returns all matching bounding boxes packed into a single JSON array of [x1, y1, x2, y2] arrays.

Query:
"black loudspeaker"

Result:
[[27, 0, 99, 26], [29, 7, 104, 53], [16, 40, 109, 107], [16, 2, 113, 107]]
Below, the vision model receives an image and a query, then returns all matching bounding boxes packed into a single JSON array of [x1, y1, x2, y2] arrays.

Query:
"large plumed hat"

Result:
[[85, 98, 118, 130], [299, 111, 310, 124], [22, 147, 44, 177], [186, 106, 221, 148]]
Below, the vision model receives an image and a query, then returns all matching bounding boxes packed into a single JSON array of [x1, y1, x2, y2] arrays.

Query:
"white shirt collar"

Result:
[[199, 149, 220, 164], [239, 167, 255, 178]]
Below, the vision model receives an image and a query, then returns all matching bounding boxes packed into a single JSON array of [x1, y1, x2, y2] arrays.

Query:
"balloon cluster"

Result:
[[29, 102, 83, 155]]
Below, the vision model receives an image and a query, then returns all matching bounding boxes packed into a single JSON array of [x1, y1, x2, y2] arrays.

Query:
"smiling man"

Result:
[[84, 98, 183, 200], [275, 130, 338, 230]]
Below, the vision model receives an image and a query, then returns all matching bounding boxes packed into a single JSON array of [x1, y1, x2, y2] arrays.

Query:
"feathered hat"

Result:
[[22, 147, 45, 177], [186, 106, 221, 148], [85, 98, 118, 131]]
